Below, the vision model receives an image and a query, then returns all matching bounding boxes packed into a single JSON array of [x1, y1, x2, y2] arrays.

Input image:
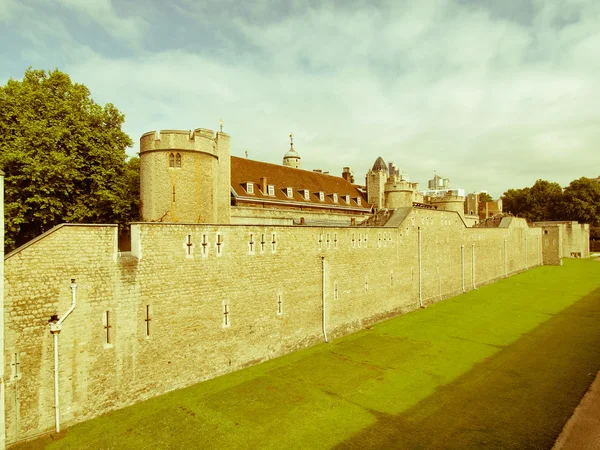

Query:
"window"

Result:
[[216, 233, 223, 256], [286, 187, 293, 198], [222, 301, 231, 328], [356, 197, 362, 206], [302, 189, 310, 200], [334, 281, 339, 300], [201, 233, 209, 257], [145, 305, 152, 338], [10, 352, 21, 381], [333, 193, 338, 203], [185, 234, 193, 257], [271, 232, 277, 253], [261, 233, 266, 253], [169, 153, 175, 167], [172, 185, 176, 203], [103, 310, 113, 346], [318, 192, 325, 202], [277, 294, 283, 316], [175, 153, 181, 168], [344, 195, 350, 204], [268, 185, 275, 196], [364, 276, 368, 292], [248, 233, 255, 254], [246, 183, 254, 194]]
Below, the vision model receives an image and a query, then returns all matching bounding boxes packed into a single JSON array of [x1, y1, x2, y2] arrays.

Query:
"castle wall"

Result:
[[2, 212, 564, 444], [534, 221, 590, 258]]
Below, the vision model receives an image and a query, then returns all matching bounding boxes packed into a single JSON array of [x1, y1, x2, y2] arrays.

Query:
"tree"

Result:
[[501, 187, 530, 219], [501, 180, 563, 222], [0, 68, 134, 251], [478, 192, 493, 203], [557, 177, 600, 226], [527, 179, 563, 221]]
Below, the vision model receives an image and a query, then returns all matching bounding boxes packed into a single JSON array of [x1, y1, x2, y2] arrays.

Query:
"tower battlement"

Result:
[[140, 128, 229, 155]]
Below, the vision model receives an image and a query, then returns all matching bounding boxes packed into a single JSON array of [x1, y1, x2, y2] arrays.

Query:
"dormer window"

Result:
[[344, 195, 350, 204], [268, 185, 275, 196], [286, 187, 293, 198], [318, 192, 325, 202], [302, 189, 310, 200], [332, 193, 338, 203], [356, 197, 362, 206], [245, 182, 254, 194]]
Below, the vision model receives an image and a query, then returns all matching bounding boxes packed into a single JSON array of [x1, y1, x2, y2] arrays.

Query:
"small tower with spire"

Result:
[[366, 156, 388, 210], [283, 133, 301, 169]]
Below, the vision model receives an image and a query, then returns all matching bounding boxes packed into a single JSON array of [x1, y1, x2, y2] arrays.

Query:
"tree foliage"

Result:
[[0, 68, 136, 251], [478, 192, 493, 203], [501, 177, 600, 239]]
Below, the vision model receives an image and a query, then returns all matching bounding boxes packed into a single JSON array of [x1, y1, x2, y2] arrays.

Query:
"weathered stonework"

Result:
[[2, 208, 570, 445]]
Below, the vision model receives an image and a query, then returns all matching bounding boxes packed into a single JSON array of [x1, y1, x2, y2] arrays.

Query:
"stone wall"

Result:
[[534, 221, 590, 259], [2, 210, 564, 444]]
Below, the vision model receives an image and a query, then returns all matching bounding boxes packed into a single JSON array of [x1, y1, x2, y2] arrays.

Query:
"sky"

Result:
[[1, 0, 599, 198]]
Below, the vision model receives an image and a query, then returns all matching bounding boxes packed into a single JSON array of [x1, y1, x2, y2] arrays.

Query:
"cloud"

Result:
[[1, 0, 600, 197]]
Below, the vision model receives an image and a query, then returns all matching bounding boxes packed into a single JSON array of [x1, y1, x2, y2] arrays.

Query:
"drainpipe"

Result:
[[461, 244, 465, 293], [321, 257, 328, 343], [472, 243, 476, 290], [418, 227, 424, 308], [504, 238, 508, 278], [48, 279, 78, 434], [525, 235, 528, 270]]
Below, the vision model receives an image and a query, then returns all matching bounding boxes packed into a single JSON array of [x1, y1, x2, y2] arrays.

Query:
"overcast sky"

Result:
[[1, 0, 599, 197]]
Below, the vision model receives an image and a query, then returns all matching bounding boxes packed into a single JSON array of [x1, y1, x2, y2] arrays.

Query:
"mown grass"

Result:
[[15, 259, 600, 450]]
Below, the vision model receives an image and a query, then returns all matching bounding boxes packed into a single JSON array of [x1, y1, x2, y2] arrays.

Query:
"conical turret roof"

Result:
[[372, 156, 387, 172]]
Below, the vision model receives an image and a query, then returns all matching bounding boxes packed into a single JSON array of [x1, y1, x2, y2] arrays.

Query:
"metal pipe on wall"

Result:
[[472, 243, 476, 290], [321, 257, 328, 343], [461, 244, 465, 293], [418, 227, 424, 308], [49, 279, 78, 434], [504, 238, 508, 278]]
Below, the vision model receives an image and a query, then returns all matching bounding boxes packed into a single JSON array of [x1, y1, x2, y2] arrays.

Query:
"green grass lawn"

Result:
[[16, 259, 600, 450]]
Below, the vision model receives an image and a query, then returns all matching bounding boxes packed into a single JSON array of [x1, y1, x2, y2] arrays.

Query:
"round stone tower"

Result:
[[139, 128, 231, 224], [384, 175, 416, 209], [283, 133, 301, 168], [428, 194, 465, 216]]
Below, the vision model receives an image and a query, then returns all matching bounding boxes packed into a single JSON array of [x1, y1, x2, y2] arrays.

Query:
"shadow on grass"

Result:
[[336, 287, 600, 450]]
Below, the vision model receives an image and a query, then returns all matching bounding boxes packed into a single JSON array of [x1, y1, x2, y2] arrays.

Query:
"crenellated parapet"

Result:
[[139, 128, 231, 224]]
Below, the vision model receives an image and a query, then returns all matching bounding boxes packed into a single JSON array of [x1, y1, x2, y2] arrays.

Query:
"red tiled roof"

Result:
[[230, 156, 371, 212]]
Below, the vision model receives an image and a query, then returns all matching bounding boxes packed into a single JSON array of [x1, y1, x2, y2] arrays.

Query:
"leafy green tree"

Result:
[[527, 179, 563, 221], [0, 68, 134, 251], [501, 187, 531, 219], [124, 156, 140, 222], [557, 177, 600, 226], [478, 192, 493, 203]]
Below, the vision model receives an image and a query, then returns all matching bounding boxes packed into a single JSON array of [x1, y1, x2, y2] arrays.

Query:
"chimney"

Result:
[[260, 177, 267, 194], [342, 167, 352, 183]]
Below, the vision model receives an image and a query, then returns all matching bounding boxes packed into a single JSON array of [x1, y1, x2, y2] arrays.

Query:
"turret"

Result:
[[384, 174, 420, 209], [367, 156, 388, 210], [139, 128, 231, 224], [283, 133, 301, 169]]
